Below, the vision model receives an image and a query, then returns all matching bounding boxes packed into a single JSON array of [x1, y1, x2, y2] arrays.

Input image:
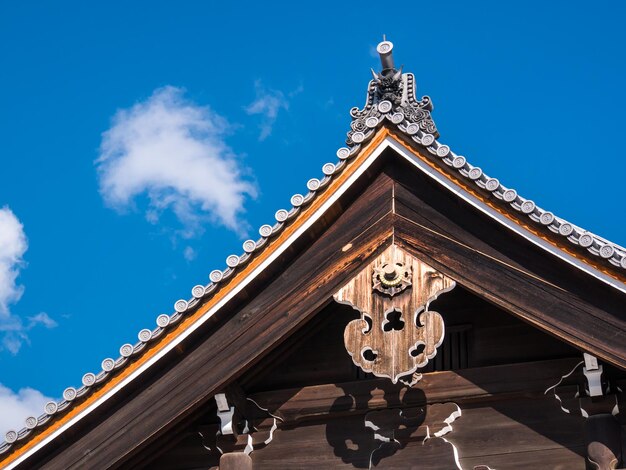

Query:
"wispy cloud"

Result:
[[0, 207, 57, 354], [183, 246, 196, 262], [369, 44, 379, 59], [27, 312, 57, 330], [0, 383, 53, 434], [245, 81, 299, 141], [96, 86, 257, 237]]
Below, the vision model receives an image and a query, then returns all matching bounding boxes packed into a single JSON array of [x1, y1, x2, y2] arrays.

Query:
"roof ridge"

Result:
[[2, 40, 625, 456], [347, 40, 626, 267]]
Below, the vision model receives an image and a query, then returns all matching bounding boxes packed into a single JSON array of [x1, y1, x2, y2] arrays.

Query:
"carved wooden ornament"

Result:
[[334, 245, 455, 383]]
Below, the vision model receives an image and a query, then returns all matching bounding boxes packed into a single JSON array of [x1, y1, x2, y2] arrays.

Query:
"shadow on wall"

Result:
[[325, 381, 461, 468]]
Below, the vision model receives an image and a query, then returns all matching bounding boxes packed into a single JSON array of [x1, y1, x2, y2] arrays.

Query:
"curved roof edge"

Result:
[[347, 72, 626, 274]]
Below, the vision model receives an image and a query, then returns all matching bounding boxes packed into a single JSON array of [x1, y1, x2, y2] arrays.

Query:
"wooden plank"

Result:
[[247, 358, 583, 424], [32, 175, 397, 470], [448, 399, 585, 458], [238, 299, 359, 391], [144, 431, 219, 470], [393, 215, 626, 368], [240, 396, 585, 469], [219, 453, 252, 470], [149, 380, 588, 469], [459, 447, 586, 470], [391, 171, 626, 335], [248, 417, 464, 469], [392, 174, 626, 318]]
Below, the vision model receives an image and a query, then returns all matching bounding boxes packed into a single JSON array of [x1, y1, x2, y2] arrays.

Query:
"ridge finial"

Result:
[[376, 38, 395, 76]]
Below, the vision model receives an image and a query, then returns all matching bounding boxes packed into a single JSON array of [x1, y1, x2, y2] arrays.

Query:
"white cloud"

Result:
[[245, 80, 292, 141], [0, 383, 54, 434], [183, 246, 196, 262], [0, 207, 27, 317], [0, 208, 57, 354], [97, 86, 257, 236], [27, 312, 57, 330]]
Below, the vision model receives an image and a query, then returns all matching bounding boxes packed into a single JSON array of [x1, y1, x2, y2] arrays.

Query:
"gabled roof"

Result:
[[1, 40, 625, 468]]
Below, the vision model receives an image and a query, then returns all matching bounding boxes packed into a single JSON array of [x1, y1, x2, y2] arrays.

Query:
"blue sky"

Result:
[[0, 1, 624, 433]]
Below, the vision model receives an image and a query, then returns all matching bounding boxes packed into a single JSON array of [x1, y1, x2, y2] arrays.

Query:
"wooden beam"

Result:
[[31, 175, 396, 470], [219, 453, 252, 470], [388, 167, 626, 368], [246, 358, 583, 425], [393, 215, 626, 369]]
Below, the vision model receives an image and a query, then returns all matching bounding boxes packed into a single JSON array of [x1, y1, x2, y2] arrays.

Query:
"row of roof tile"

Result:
[[2, 72, 624, 454]]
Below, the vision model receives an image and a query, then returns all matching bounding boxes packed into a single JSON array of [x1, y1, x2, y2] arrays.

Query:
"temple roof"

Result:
[[1, 39, 625, 466]]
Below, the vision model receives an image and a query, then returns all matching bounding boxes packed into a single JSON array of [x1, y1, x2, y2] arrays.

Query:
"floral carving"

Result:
[[372, 261, 412, 297], [334, 245, 455, 383]]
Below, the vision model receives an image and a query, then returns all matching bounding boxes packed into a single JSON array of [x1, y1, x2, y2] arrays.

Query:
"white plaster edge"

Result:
[[385, 137, 626, 295], [4, 144, 388, 470]]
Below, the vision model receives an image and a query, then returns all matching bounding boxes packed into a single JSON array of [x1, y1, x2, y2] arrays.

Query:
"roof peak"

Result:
[[351, 39, 438, 147]]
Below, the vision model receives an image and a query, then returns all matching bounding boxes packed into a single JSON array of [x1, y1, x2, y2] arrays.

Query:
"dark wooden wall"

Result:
[[244, 287, 579, 393], [148, 290, 594, 469], [247, 395, 586, 470], [239, 287, 579, 393]]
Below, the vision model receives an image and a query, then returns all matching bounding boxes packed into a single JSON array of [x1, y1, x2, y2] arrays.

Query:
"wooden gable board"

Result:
[[3, 128, 626, 469]]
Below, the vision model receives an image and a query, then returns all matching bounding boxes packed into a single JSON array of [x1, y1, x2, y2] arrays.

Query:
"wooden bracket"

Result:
[[583, 353, 604, 397], [214, 393, 236, 436], [334, 244, 455, 383], [208, 387, 281, 461]]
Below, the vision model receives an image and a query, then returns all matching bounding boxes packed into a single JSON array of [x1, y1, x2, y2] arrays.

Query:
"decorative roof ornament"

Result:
[[335, 245, 456, 384], [372, 260, 412, 297], [347, 39, 438, 147]]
